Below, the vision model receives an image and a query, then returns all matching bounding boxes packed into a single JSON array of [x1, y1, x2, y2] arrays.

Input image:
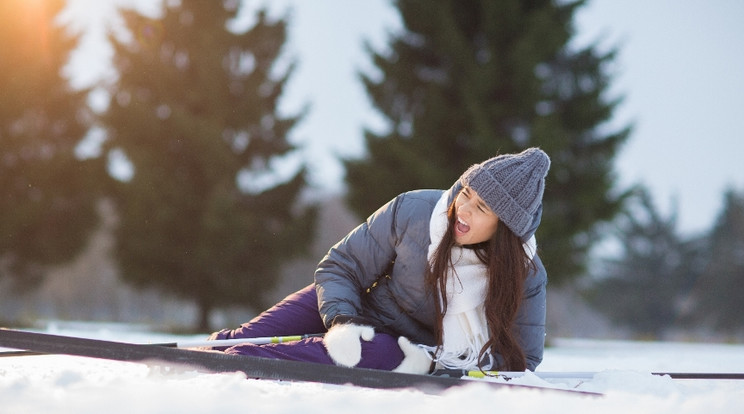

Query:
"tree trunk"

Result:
[[196, 302, 212, 333]]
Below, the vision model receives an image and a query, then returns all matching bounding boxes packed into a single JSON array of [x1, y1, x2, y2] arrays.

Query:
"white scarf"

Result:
[[423, 192, 536, 370]]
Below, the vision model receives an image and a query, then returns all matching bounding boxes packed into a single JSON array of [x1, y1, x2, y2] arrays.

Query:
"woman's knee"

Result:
[[358, 333, 404, 370]]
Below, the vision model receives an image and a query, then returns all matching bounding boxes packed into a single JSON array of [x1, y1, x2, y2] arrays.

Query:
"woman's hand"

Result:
[[393, 336, 432, 374], [323, 322, 375, 367]]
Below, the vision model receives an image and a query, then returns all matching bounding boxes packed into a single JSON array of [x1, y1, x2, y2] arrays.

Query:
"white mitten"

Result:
[[393, 336, 432, 374], [323, 323, 375, 367]]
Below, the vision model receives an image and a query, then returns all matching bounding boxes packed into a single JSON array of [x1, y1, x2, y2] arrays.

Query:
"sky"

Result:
[[60, 0, 744, 236], [572, 1, 744, 236]]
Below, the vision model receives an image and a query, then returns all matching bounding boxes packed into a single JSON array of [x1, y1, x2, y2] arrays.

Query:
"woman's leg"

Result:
[[209, 283, 405, 369], [225, 332, 405, 370], [210, 284, 326, 341]]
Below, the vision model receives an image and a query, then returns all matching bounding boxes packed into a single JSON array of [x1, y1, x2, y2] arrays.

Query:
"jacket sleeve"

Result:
[[513, 254, 548, 371], [314, 194, 402, 328]]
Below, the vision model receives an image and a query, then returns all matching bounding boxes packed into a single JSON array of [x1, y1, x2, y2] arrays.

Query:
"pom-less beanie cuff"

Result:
[[459, 148, 550, 239]]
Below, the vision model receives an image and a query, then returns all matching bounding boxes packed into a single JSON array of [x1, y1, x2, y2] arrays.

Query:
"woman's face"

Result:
[[453, 186, 499, 246]]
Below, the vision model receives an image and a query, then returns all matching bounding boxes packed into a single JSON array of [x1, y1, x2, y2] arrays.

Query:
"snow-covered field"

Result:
[[1, 323, 743, 413]]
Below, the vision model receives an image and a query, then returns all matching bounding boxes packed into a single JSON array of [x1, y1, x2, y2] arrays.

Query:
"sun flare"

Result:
[[14, 0, 57, 61]]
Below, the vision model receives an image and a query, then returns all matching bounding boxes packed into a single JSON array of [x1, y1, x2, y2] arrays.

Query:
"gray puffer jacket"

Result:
[[314, 184, 547, 370]]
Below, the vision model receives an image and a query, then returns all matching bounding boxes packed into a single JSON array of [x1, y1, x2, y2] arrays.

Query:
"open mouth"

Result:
[[455, 217, 470, 235]]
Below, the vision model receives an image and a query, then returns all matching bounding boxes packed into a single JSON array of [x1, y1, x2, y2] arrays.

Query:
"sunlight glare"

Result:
[[17, 0, 55, 62]]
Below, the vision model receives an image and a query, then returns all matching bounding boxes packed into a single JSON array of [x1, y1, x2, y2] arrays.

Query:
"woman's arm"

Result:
[[314, 195, 402, 328], [513, 254, 548, 371]]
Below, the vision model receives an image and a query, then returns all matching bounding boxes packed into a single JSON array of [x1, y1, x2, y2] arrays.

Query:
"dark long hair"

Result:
[[426, 196, 535, 371]]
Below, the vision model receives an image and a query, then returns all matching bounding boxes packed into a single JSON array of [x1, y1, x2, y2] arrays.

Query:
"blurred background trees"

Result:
[[585, 187, 744, 339], [0, 0, 103, 290], [584, 188, 704, 337], [683, 190, 744, 332], [1, 0, 742, 338], [345, 0, 630, 285], [101, 1, 316, 331]]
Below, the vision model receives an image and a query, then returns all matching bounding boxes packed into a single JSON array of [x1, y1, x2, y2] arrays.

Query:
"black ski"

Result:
[[0, 328, 598, 395]]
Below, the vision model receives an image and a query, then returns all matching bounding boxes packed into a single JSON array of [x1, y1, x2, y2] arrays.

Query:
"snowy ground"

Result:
[[1, 323, 743, 413]]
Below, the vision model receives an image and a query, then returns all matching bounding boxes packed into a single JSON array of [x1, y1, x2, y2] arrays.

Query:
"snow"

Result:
[[2, 324, 744, 413]]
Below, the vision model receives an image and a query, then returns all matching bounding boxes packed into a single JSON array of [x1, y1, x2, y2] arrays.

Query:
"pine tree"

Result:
[[691, 189, 744, 333], [103, 1, 315, 331], [585, 188, 701, 337], [0, 0, 101, 288], [346, 0, 629, 283]]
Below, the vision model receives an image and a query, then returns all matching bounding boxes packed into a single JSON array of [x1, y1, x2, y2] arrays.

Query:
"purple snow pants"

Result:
[[210, 284, 405, 370]]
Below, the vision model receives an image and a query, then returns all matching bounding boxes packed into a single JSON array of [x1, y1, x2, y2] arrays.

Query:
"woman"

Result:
[[207, 147, 550, 374]]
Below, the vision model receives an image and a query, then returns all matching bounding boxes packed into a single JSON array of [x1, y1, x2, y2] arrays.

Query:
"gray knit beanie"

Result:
[[459, 147, 550, 239]]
